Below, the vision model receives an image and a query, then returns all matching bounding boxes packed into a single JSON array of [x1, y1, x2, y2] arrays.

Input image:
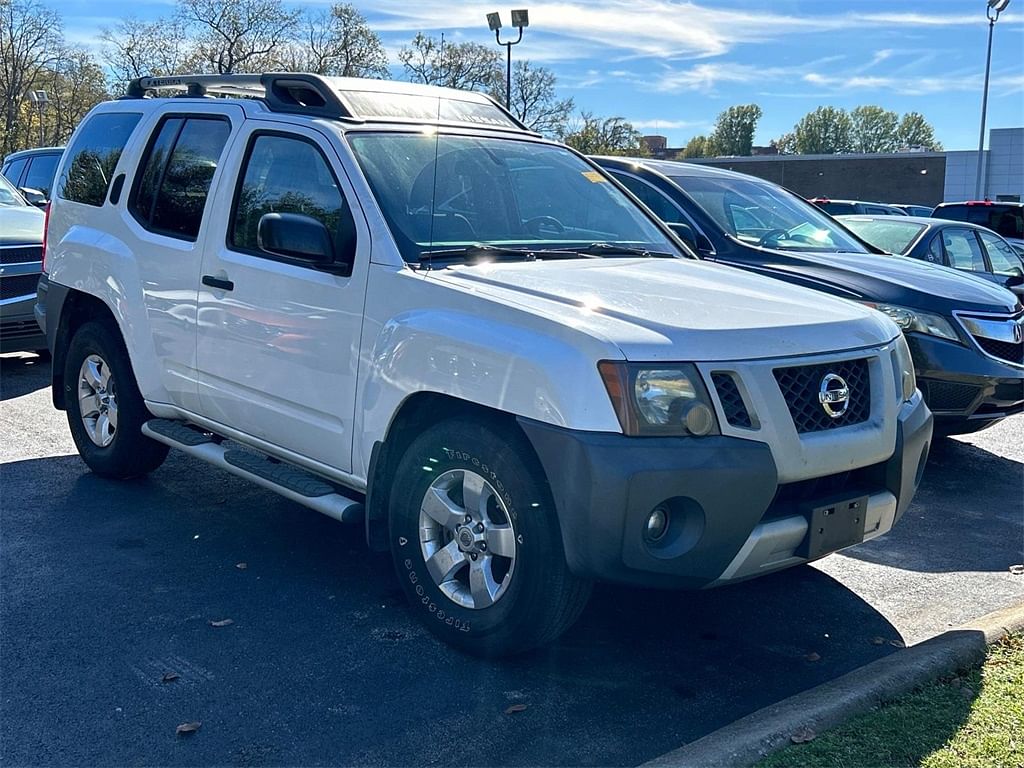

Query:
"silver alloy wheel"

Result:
[[77, 354, 118, 447], [419, 469, 518, 610]]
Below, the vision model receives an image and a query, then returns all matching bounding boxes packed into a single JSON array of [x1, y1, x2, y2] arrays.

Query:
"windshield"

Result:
[[839, 218, 927, 254], [672, 175, 869, 254], [0, 174, 26, 207], [347, 133, 677, 263]]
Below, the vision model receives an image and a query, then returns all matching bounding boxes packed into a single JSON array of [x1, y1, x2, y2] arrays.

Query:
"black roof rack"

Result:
[[122, 72, 534, 133], [125, 73, 351, 120]]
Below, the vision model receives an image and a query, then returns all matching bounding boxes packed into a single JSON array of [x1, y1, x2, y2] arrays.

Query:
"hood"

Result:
[[429, 258, 899, 362], [727, 247, 1020, 315], [0, 205, 45, 245]]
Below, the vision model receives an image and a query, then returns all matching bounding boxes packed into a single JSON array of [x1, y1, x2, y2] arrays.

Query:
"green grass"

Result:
[[756, 633, 1024, 768]]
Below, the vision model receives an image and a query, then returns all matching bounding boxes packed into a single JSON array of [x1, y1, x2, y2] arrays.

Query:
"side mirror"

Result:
[[668, 221, 698, 252], [19, 186, 47, 208], [258, 212, 335, 265], [1004, 271, 1024, 288]]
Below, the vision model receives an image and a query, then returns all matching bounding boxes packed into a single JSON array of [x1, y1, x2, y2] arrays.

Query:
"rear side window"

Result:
[[3, 157, 28, 186], [229, 133, 354, 266], [23, 154, 60, 198], [60, 112, 141, 206], [978, 231, 1023, 275], [130, 116, 231, 241]]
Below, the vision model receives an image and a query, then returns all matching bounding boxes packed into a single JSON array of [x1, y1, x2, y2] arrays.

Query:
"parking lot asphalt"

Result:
[[1, 351, 1021, 766]]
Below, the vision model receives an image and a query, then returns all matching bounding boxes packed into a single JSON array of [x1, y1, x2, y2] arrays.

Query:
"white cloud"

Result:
[[628, 118, 709, 130]]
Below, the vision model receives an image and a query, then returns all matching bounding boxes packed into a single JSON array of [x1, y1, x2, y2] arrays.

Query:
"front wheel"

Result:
[[64, 321, 169, 479], [389, 418, 591, 656]]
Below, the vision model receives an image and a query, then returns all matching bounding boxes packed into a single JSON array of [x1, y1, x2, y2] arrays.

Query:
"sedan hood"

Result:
[[730, 248, 1020, 315], [430, 258, 898, 362], [0, 206, 45, 245]]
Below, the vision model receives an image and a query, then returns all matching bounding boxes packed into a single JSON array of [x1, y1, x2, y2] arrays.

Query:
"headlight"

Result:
[[863, 303, 960, 342], [892, 335, 917, 402], [598, 362, 719, 436]]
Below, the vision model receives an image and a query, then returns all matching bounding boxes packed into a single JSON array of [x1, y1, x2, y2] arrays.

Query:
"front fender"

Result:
[[354, 306, 624, 477]]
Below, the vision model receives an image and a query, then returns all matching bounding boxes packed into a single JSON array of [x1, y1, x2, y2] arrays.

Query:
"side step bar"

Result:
[[142, 419, 364, 524]]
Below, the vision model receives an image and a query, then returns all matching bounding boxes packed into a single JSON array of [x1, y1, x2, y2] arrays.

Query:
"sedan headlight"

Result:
[[891, 335, 917, 402], [863, 303, 960, 342], [598, 362, 719, 436]]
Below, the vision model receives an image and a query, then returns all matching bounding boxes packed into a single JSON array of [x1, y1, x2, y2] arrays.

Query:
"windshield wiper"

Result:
[[565, 242, 675, 258], [418, 244, 598, 268]]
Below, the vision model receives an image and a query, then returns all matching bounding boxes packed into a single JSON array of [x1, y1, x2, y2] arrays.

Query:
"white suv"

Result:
[[38, 74, 932, 656]]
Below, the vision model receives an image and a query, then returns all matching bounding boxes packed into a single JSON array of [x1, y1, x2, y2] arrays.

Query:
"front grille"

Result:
[[774, 358, 871, 433], [0, 245, 42, 265], [712, 372, 752, 428], [974, 336, 1024, 365], [0, 318, 42, 341], [923, 380, 981, 412], [0, 273, 40, 301]]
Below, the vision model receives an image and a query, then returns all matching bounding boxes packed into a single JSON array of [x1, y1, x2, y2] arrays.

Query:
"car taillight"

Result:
[[41, 202, 50, 273]]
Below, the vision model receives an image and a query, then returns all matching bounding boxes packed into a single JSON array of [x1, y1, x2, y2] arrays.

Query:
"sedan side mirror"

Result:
[[668, 222, 698, 252], [19, 186, 47, 208]]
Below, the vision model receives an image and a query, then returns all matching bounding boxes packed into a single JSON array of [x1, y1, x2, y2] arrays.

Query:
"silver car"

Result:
[[0, 174, 46, 353]]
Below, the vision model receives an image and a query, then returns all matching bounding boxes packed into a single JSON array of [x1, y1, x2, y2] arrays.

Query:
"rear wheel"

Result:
[[389, 418, 591, 656], [64, 321, 168, 479]]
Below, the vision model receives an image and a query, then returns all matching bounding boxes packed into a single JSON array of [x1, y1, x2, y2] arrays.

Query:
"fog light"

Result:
[[644, 506, 670, 543], [684, 402, 715, 436]]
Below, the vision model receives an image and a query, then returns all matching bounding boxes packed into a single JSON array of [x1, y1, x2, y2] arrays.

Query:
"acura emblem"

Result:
[[819, 373, 850, 418], [1014, 320, 1023, 344]]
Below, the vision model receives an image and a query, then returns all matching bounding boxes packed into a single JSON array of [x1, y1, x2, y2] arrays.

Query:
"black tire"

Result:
[[64, 320, 169, 479], [389, 417, 592, 657]]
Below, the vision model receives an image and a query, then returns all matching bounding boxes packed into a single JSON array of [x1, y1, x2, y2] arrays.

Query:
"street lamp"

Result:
[[26, 89, 49, 147], [974, 0, 1011, 199], [487, 9, 529, 109]]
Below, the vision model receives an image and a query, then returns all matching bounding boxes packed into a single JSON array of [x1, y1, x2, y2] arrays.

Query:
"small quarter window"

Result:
[[129, 116, 231, 241], [60, 112, 141, 206], [3, 158, 28, 187], [229, 133, 354, 270]]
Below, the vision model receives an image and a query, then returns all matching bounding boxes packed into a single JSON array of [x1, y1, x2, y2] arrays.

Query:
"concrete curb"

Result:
[[642, 601, 1024, 768]]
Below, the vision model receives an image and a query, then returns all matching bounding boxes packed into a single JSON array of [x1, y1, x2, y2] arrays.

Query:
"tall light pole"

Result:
[[974, 0, 1011, 200], [487, 9, 529, 110], [26, 89, 49, 147]]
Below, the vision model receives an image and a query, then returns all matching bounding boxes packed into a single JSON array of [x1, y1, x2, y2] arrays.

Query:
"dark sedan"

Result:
[[594, 157, 1024, 435], [839, 215, 1024, 298], [0, 174, 46, 353]]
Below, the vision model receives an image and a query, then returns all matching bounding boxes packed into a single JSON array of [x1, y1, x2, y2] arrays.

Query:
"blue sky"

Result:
[[58, 0, 1024, 149]]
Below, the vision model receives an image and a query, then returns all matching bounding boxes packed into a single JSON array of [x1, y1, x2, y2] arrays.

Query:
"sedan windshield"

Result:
[[347, 133, 678, 263], [839, 217, 927, 254], [671, 175, 869, 254], [0, 174, 26, 207]]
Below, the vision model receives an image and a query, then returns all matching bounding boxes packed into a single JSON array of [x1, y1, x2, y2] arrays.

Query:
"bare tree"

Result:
[[0, 0, 62, 154], [399, 33, 500, 92], [499, 60, 573, 137], [277, 4, 388, 78], [560, 112, 645, 156], [38, 46, 108, 144], [100, 16, 191, 93], [177, 0, 300, 74]]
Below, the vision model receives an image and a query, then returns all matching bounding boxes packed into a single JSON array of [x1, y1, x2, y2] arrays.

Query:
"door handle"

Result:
[[202, 275, 234, 291]]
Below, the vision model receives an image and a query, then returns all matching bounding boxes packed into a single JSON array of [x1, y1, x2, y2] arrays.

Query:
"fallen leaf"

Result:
[[176, 721, 201, 735], [161, 672, 180, 683], [889, 639, 906, 648], [805, 652, 821, 662], [208, 618, 234, 627], [1010, 565, 1024, 576], [790, 727, 816, 744], [235, 562, 247, 570], [504, 703, 528, 714]]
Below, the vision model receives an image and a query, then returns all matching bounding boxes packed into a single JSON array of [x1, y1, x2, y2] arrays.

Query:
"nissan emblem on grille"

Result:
[[818, 373, 850, 418]]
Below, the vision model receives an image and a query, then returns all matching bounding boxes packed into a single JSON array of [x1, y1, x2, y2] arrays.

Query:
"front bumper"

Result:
[[518, 394, 932, 590], [0, 280, 46, 353], [907, 331, 1024, 433]]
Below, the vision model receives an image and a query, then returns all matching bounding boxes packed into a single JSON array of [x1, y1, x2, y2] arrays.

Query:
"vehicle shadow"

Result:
[[0, 451, 905, 767], [839, 436, 1023, 574], [0, 352, 50, 401]]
